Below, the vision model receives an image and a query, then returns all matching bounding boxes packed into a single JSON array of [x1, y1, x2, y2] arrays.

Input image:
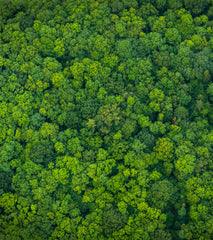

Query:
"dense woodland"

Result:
[[0, 0, 213, 239]]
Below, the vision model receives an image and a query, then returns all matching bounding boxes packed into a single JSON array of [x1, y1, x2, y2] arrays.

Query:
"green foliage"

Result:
[[174, 106, 189, 120], [116, 39, 133, 59], [165, 28, 182, 45], [154, 137, 174, 162], [0, 1, 213, 239], [175, 154, 196, 179], [102, 208, 128, 236], [148, 180, 175, 210], [184, 0, 209, 15]]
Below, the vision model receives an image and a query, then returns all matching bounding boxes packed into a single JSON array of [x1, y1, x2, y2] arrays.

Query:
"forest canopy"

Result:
[[0, 0, 213, 239]]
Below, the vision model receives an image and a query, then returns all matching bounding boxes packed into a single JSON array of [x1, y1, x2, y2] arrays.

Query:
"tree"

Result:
[[174, 106, 189, 120], [148, 180, 175, 210], [184, 0, 209, 15], [111, 0, 124, 13], [154, 137, 174, 162], [175, 154, 196, 180], [96, 103, 122, 132], [1, 1, 213, 239], [40, 122, 59, 139], [149, 88, 165, 112], [165, 28, 181, 45], [151, 16, 166, 34], [0, 192, 17, 214], [122, 119, 137, 139], [177, 12, 194, 37], [116, 39, 133, 59], [30, 113, 45, 128], [168, 0, 183, 9], [102, 208, 128, 237], [149, 121, 166, 135]]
